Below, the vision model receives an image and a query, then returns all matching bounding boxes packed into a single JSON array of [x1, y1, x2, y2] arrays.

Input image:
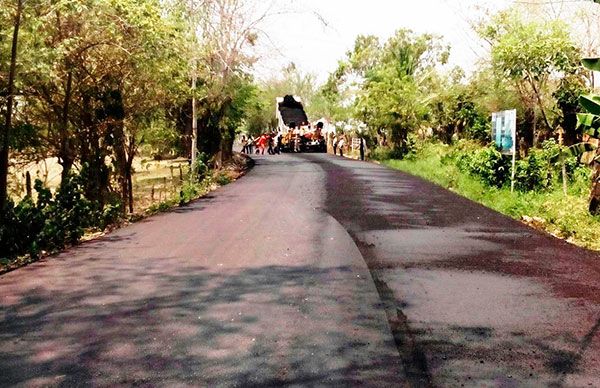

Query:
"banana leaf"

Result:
[[550, 142, 598, 163], [577, 113, 600, 138], [582, 58, 600, 72], [580, 94, 600, 115]]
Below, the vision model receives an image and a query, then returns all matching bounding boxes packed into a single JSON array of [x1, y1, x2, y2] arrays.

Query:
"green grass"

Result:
[[382, 142, 600, 251]]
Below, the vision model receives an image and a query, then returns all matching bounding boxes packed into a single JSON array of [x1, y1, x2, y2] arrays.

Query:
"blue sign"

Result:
[[492, 110, 516, 155]]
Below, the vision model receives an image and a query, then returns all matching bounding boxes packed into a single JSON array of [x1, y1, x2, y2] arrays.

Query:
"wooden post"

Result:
[[25, 171, 31, 198], [151, 185, 155, 202], [511, 148, 516, 194], [562, 162, 568, 196]]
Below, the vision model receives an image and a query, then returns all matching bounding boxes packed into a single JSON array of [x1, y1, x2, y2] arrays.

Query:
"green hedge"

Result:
[[0, 175, 115, 263]]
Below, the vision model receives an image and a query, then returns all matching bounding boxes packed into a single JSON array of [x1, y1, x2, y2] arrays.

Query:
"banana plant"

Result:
[[576, 57, 600, 215], [552, 142, 599, 163]]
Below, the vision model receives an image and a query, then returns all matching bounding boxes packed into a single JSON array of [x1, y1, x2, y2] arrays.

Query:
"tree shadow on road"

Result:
[[0, 264, 405, 386]]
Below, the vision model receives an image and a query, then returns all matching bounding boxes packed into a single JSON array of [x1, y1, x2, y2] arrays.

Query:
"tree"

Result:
[[428, 68, 489, 144], [353, 30, 449, 154], [191, 0, 267, 164], [3, 0, 189, 211], [480, 9, 581, 148], [554, 0, 600, 215], [0, 0, 23, 210], [575, 58, 600, 215]]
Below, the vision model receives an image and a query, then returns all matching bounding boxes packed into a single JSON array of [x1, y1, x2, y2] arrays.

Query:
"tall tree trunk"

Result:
[[59, 69, 74, 183], [113, 122, 128, 212], [126, 137, 136, 214], [220, 127, 235, 164], [0, 0, 23, 210], [79, 94, 106, 207], [126, 161, 133, 214], [104, 90, 128, 212], [590, 157, 600, 216]]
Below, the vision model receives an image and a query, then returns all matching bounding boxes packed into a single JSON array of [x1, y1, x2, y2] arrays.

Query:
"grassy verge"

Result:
[[382, 142, 600, 251]]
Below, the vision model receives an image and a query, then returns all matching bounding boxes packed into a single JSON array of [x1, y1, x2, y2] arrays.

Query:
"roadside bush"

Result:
[[465, 117, 491, 142], [0, 198, 43, 259], [370, 134, 419, 161], [179, 181, 200, 205], [446, 139, 579, 192], [215, 172, 233, 186], [0, 176, 94, 262], [452, 144, 510, 188], [43, 176, 94, 249], [514, 139, 561, 192], [515, 149, 552, 191], [192, 152, 209, 182], [100, 196, 123, 230], [369, 147, 395, 161]]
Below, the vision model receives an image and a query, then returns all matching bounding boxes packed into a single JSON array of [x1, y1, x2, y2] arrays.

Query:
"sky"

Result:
[[253, 0, 513, 82]]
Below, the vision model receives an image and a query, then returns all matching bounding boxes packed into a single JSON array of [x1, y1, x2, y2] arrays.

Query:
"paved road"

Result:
[[1, 153, 599, 387]]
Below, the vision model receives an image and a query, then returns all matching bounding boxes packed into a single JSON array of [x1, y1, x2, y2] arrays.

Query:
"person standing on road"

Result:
[[247, 137, 254, 154], [333, 136, 338, 155], [359, 137, 365, 161], [257, 134, 268, 155], [293, 125, 301, 152], [267, 133, 275, 155], [241, 135, 248, 154], [338, 135, 346, 157], [275, 131, 283, 154]]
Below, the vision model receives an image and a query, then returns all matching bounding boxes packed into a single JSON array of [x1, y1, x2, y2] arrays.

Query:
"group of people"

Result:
[[240, 133, 282, 155], [241, 122, 326, 155], [240, 122, 364, 159]]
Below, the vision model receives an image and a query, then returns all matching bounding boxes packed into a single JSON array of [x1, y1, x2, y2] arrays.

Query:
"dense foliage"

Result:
[[317, 2, 600, 219], [0, 0, 271, 263], [386, 141, 600, 250], [0, 175, 95, 261]]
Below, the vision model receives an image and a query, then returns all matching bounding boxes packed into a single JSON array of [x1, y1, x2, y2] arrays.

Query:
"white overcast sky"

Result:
[[253, 0, 513, 82]]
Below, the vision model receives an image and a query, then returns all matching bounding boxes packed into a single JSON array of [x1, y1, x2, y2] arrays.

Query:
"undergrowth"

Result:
[[383, 141, 600, 251]]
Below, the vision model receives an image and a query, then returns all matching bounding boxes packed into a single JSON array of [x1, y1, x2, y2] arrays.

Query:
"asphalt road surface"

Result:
[[1, 153, 599, 387]]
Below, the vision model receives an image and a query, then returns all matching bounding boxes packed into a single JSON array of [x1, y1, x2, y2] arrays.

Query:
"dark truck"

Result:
[[276, 95, 326, 153]]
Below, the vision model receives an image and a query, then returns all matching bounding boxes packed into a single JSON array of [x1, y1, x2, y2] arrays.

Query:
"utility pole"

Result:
[[191, 59, 198, 180], [188, 0, 199, 181]]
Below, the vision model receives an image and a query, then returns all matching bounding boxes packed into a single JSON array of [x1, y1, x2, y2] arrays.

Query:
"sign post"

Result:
[[492, 109, 517, 192]]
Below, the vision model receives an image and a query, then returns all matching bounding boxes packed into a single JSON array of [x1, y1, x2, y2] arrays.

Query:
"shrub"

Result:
[[192, 152, 209, 182], [370, 135, 419, 161], [215, 172, 233, 186], [37, 176, 94, 252], [0, 176, 94, 262], [179, 181, 200, 205], [465, 117, 491, 142], [100, 197, 124, 229], [515, 149, 552, 191], [514, 139, 560, 192], [471, 146, 511, 187], [451, 144, 510, 188], [370, 147, 395, 161]]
